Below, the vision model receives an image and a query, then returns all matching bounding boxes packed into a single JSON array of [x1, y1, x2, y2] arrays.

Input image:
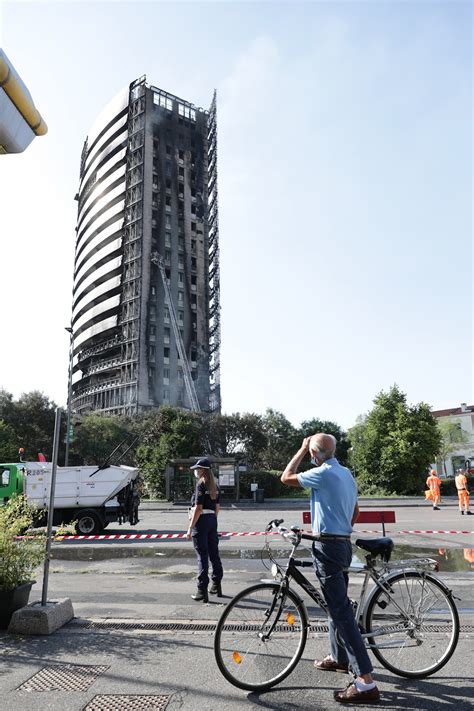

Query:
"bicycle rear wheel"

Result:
[[364, 571, 459, 678], [214, 582, 308, 691]]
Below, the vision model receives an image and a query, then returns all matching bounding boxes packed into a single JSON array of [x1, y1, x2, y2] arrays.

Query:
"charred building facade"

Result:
[[70, 77, 221, 415]]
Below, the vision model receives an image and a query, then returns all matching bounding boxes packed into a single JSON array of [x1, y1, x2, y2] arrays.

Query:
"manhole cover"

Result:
[[17, 664, 109, 692], [84, 695, 171, 710]]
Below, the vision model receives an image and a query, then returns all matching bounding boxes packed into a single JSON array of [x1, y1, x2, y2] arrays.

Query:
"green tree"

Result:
[[136, 406, 204, 496], [348, 385, 441, 495], [0, 389, 14, 423], [69, 413, 133, 465], [261, 409, 298, 470], [204, 412, 267, 469], [0, 390, 57, 460], [437, 420, 470, 476], [0, 420, 17, 462]]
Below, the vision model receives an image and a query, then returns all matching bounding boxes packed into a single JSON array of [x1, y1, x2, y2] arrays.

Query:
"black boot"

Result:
[[209, 581, 223, 597], [191, 589, 208, 603]]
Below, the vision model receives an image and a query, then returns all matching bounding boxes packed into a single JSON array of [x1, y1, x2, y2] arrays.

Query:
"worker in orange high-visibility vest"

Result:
[[455, 468, 471, 516], [426, 469, 442, 510]]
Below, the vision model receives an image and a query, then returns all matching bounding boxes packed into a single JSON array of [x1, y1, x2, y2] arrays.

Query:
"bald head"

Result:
[[309, 433, 337, 461]]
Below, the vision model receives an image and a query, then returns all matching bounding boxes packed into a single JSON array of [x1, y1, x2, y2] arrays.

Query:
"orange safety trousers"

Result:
[[458, 490, 469, 510]]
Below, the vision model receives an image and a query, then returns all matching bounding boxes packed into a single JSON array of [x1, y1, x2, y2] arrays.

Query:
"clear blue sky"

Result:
[[0, 0, 472, 430]]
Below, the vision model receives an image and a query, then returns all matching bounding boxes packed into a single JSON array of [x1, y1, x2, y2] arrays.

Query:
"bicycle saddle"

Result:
[[355, 537, 394, 562]]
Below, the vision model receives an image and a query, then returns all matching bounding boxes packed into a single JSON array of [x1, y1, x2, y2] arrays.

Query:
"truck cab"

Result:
[[0, 464, 25, 503]]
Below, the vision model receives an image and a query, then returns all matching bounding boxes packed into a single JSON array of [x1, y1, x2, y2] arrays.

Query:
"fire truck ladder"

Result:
[[152, 254, 201, 413]]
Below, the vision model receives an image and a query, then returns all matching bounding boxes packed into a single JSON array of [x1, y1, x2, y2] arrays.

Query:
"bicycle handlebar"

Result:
[[265, 518, 319, 543]]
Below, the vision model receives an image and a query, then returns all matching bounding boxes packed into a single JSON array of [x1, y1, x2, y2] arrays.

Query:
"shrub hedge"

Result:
[[236, 471, 474, 499]]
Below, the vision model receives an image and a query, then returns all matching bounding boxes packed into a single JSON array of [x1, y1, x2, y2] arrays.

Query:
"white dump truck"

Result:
[[0, 461, 140, 535]]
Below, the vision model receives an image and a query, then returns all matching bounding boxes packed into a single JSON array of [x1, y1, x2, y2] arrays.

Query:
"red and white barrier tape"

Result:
[[52, 529, 473, 542]]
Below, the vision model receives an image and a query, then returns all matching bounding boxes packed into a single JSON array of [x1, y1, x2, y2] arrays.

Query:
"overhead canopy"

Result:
[[0, 48, 47, 154]]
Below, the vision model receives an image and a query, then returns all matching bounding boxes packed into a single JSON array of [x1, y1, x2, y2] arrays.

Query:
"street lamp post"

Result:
[[65, 326, 74, 466]]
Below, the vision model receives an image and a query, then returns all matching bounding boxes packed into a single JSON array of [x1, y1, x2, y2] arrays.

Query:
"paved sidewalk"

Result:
[[1, 624, 472, 710]]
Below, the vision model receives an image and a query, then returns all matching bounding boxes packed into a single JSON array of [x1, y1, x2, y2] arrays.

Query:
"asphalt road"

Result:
[[40, 499, 473, 619], [58, 497, 474, 550]]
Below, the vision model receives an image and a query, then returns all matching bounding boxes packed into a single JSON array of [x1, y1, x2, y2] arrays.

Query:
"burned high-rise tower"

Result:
[[70, 77, 221, 415]]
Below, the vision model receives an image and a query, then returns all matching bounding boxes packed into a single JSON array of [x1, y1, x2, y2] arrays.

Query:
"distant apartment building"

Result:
[[431, 403, 474, 477], [70, 76, 221, 415]]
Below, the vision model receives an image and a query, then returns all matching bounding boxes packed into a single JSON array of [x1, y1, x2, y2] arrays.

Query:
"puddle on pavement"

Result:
[[226, 544, 473, 572], [354, 543, 474, 573], [52, 542, 474, 571]]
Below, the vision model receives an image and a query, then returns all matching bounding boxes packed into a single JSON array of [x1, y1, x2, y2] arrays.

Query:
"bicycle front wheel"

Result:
[[214, 582, 308, 691], [364, 571, 459, 678]]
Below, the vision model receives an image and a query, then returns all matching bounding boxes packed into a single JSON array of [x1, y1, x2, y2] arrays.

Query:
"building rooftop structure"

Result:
[[431, 404, 473, 418]]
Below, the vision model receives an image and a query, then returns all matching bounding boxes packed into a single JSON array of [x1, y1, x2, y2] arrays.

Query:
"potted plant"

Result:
[[0, 495, 45, 629]]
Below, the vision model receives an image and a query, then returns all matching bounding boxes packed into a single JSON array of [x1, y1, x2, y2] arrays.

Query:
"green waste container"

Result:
[[255, 488, 264, 503]]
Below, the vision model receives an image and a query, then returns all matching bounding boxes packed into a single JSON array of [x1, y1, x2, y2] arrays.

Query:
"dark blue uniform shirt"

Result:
[[192, 480, 220, 510]]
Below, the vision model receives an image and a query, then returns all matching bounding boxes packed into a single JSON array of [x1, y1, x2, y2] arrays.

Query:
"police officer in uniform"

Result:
[[186, 458, 224, 602]]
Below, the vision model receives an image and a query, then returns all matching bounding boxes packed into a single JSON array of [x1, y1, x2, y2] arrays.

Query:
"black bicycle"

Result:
[[214, 519, 460, 692]]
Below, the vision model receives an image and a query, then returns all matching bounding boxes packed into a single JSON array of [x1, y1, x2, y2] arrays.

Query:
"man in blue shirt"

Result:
[[281, 433, 380, 704]]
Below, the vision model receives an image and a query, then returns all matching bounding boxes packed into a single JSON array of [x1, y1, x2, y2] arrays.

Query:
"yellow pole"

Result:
[[0, 51, 47, 136]]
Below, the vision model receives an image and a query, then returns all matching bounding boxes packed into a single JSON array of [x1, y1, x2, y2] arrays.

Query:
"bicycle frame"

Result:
[[271, 541, 443, 650], [275, 549, 374, 628]]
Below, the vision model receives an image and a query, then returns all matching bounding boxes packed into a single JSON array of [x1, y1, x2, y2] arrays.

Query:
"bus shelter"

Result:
[[166, 457, 238, 503]]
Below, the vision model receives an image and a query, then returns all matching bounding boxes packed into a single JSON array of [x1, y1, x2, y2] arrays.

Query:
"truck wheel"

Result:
[[75, 511, 103, 536]]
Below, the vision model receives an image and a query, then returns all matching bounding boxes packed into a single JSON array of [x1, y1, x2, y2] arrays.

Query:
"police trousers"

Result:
[[312, 538, 373, 677], [192, 514, 223, 591]]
